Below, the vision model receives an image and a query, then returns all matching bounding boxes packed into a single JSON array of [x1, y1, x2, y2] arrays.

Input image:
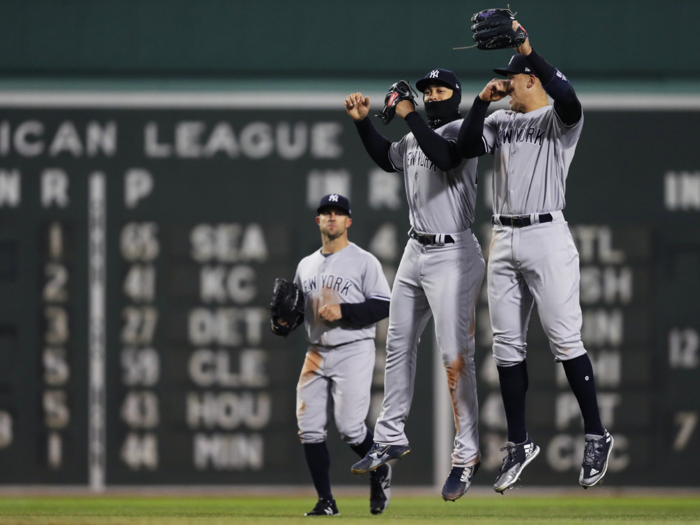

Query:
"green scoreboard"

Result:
[[0, 94, 698, 487]]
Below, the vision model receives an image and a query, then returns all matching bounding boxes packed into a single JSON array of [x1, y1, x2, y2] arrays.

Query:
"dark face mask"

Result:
[[425, 92, 462, 129]]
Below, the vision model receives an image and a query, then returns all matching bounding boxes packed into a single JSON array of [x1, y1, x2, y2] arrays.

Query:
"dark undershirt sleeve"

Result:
[[457, 96, 490, 158], [354, 118, 395, 172], [340, 299, 390, 328], [524, 48, 582, 126], [404, 112, 462, 171]]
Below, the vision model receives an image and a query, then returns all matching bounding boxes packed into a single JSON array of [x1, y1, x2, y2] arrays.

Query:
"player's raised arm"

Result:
[[345, 92, 395, 173], [514, 32, 582, 126]]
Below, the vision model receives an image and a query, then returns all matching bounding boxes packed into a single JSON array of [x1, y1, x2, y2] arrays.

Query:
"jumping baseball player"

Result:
[[270, 194, 392, 516], [344, 69, 486, 502], [456, 16, 614, 491]]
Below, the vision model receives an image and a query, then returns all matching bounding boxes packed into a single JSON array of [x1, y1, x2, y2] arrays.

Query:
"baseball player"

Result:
[[344, 69, 486, 501], [456, 25, 614, 491], [271, 194, 392, 516]]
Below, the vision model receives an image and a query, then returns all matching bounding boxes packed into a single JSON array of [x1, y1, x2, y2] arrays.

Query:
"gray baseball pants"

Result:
[[374, 230, 485, 468], [296, 339, 375, 445]]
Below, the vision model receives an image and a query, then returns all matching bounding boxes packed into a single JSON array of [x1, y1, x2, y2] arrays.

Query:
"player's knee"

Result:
[[492, 337, 526, 367], [547, 335, 586, 361], [298, 428, 327, 444], [551, 342, 587, 362], [337, 422, 366, 445]]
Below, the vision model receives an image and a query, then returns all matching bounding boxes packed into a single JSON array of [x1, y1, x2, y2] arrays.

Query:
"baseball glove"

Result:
[[471, 8, 527, 50], [376, 80, 419, 125], [269, 278, 304, 337]]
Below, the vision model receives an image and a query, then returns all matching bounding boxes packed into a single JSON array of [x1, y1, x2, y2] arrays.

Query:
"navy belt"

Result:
[[409, 230, 454, 245], [494, 213, 553, 228]]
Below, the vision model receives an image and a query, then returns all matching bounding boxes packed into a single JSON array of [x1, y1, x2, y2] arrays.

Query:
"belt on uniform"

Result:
[[494, 213, 553, 228], [409, 230, 455, 245]]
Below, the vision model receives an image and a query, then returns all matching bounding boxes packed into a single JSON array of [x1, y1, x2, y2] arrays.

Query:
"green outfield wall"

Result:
[[0, 96, 698, 487]]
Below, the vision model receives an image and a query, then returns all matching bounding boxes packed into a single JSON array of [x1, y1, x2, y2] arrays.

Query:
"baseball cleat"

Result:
[[351, 443, 411, 474], [304, 497, 339, 516], [441, 461, 481, 501], [493, 437, 540, 493], [579, 430, 614, 488], [369, 463, 392, 514]]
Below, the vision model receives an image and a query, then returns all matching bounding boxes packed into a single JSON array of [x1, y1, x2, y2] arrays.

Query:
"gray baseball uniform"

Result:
[[295, 243, 391, 445], [483, 105, 587, 365], [375, 119, 485, 468]]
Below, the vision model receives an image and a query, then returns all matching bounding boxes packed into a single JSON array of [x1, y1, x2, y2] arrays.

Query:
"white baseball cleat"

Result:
[[493, 437, 540, 493]]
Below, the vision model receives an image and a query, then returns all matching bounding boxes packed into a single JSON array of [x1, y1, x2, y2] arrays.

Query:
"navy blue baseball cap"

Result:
[[416, 68, 462, 95], [317, 193, 351, 216], [494, 54, 536, 77]]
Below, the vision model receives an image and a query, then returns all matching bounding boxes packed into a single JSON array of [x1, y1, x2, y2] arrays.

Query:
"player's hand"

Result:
[[479, 79, 513, 102], [396, 99, 415, 119], [345, 93, 370, 121], [318, 304, 342, 322], [512, 20, 532, 56]]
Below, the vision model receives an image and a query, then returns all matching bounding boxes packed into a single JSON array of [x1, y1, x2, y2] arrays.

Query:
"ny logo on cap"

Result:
[[429, 70, 439, 79], [329, 194, 339, 202]]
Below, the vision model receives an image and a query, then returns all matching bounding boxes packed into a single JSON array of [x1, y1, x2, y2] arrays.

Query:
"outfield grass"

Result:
[[0, 496, 698, 525]]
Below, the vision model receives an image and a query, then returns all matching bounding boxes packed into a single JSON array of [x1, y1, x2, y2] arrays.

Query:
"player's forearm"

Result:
[[404, 113, 462, 172], [340, 298, 390, 328], [457, 97, 489, 158], [525, 48, 582, 125], [522, 48, 556, 86], [354, 118, 395, 172]]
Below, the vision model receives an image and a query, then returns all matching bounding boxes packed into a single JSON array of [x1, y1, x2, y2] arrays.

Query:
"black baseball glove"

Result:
[[471, 8, 528, 50], [376, 80, 419, 125], [270, 278, 305, 337]]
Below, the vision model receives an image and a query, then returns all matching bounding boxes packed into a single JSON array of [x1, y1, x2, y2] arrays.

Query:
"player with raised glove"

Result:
[[376, 80, 419, 125], [269, 278, 304, 337], [456, 18, 614, 494]]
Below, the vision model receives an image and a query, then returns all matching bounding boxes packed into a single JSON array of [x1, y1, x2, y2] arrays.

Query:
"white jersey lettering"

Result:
[[294, 243, 390, 347]]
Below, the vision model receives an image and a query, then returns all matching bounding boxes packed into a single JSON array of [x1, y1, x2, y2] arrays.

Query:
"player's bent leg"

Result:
[[488, 235, 541, 492], [422, 233, 484, 473], [371, 242, 432, 450], [519, 221, 613, 486]]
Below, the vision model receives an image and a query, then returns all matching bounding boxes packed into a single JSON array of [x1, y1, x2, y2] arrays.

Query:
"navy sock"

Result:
[[303, 442, 332, 500], [349, 428, 374, 458], [562, 354, 606, 436], [497, 361, 529, 444]]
